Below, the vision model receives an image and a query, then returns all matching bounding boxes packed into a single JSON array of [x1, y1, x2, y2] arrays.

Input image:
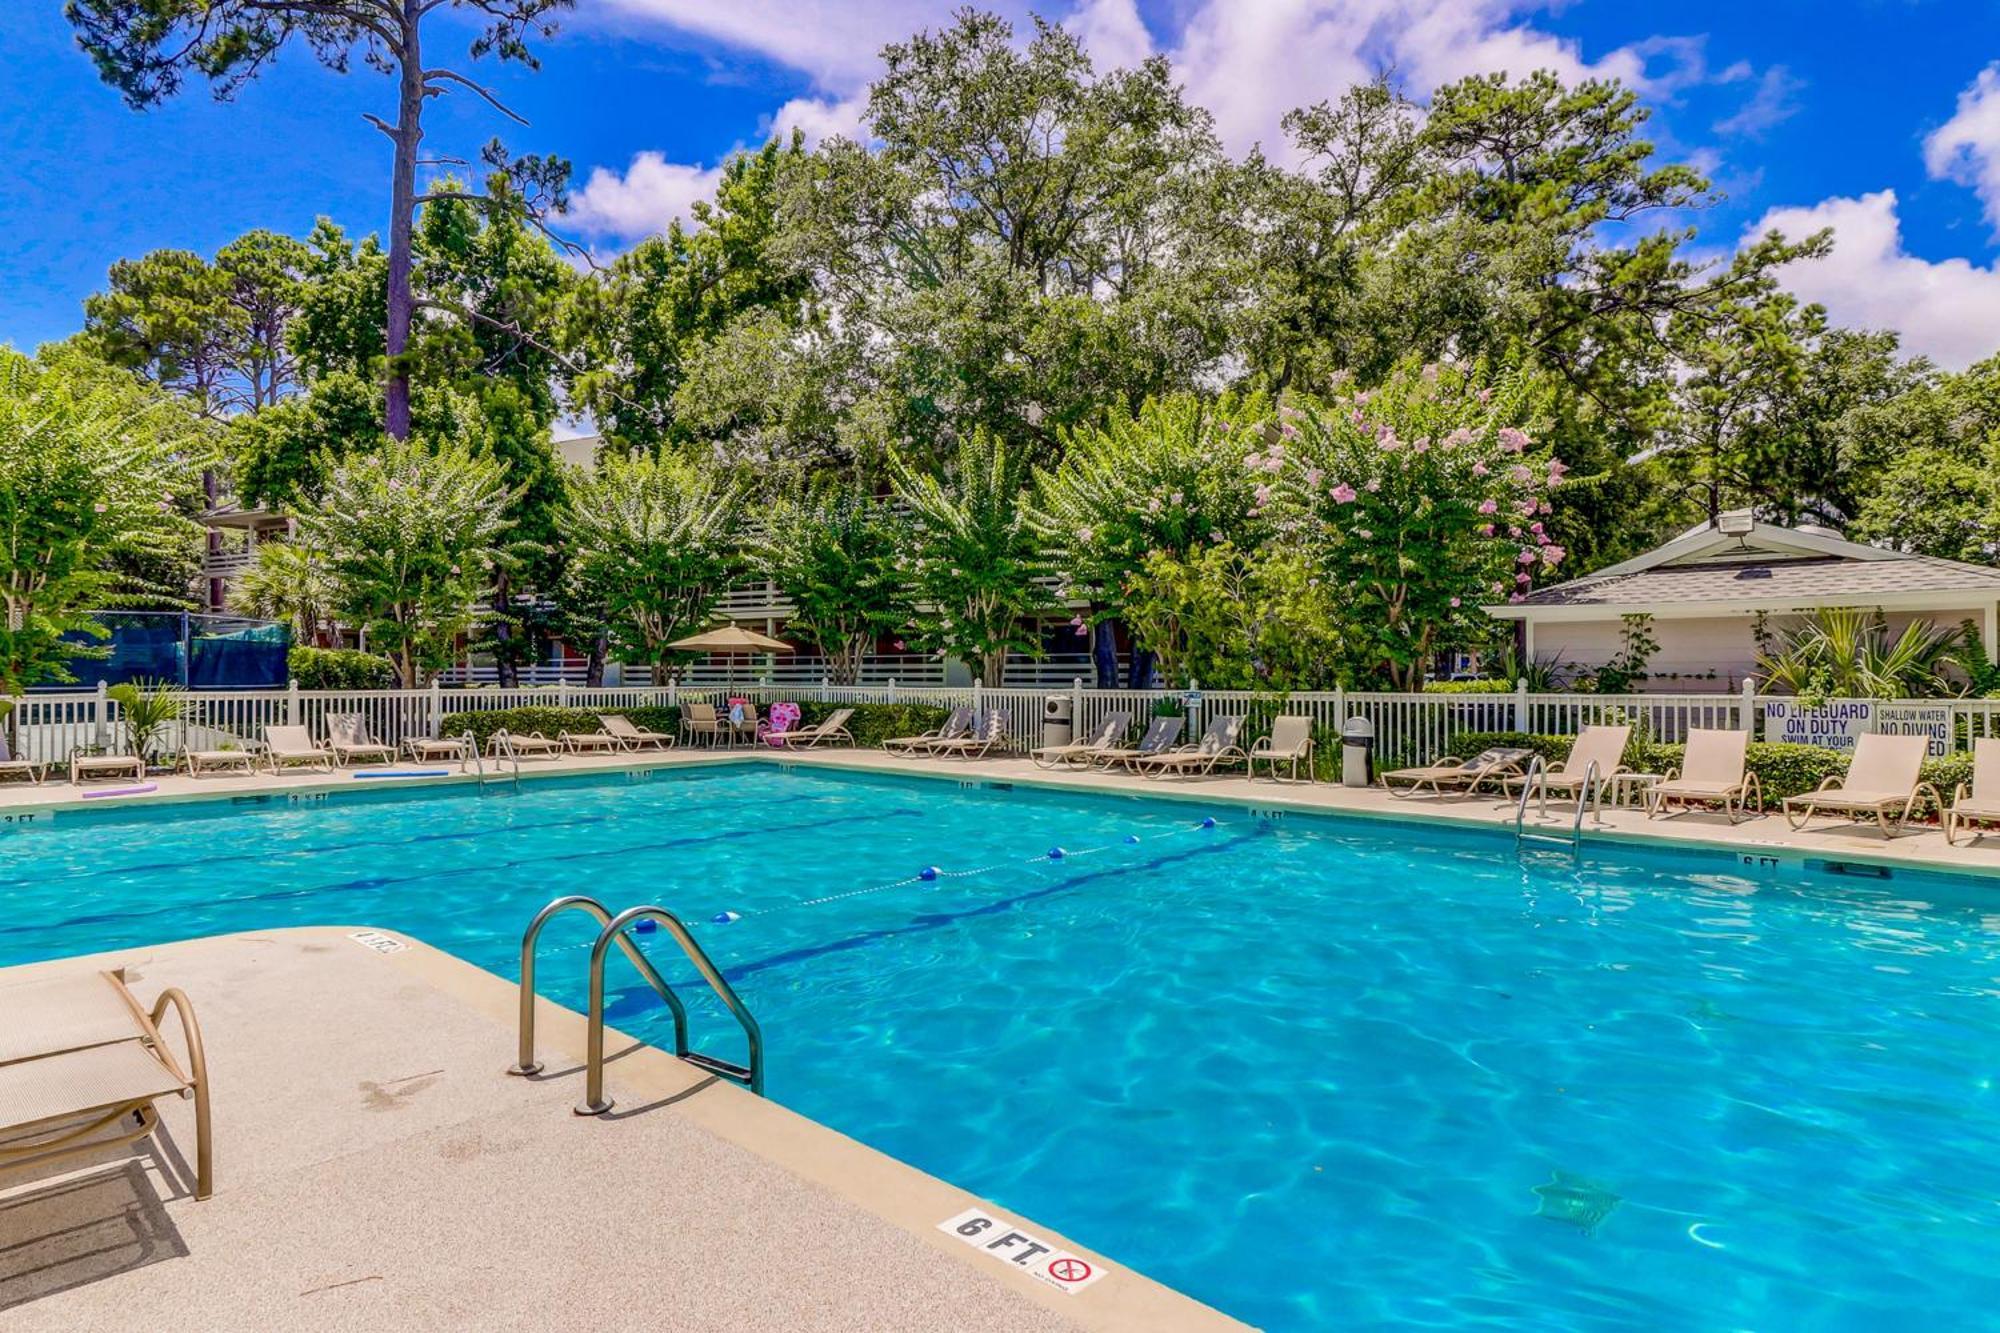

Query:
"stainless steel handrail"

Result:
[[576, 904, 766, 1112], [1513, 755, 1548, 842], [487, 729, 522, 790], [508, 895, 688, 1077], [1515, 757, 1600, 853], [1570, 760, 1602, 841], [464, 730, 487, 788]]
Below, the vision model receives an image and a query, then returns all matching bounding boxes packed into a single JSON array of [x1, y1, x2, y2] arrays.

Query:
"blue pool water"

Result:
[[6, 765, 2000, 1328]]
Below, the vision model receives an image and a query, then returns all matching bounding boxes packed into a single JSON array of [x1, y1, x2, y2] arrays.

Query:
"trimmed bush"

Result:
[[443, 701, 952, 753], [1424, 679, 1514, 694], [290, 646, 397, 690]]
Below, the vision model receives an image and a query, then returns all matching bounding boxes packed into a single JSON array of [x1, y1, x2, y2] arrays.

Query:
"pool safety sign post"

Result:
[[1876, 703, 1953, 757], [937, 1208, 1109, 1295]]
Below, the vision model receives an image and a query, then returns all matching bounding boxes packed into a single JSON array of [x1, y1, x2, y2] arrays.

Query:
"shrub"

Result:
[[291, 646, 398, 690], [1424, 679, 1513, 694], [442, 701, 952, 752]]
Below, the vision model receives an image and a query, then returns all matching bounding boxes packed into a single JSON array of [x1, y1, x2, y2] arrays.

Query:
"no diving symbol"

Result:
[[1047, 1257, 1092, 1284]]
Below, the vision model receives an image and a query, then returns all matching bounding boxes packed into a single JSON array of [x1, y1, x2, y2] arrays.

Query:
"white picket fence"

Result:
[[13, 679, 2000, 766]]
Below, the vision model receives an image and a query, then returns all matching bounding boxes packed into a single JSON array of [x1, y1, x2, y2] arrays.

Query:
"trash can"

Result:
[[1341, 716, 1375, 787], [1042, 694, 1074, 749]]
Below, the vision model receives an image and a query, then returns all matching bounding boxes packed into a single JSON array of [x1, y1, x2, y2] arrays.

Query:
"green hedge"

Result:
[[1451, 730, 1968, 816], [1424, 679, 1514, 694], [442, 701, 951, 752], [290, 646, 397, 690]]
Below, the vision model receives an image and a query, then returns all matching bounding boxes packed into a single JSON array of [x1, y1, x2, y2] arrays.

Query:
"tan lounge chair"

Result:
[[1093, 715, 1184, 770], [767, 708, 855, 749], [71, 750, 147, 784], [885, 707, 974, 757], [1031, 711, 1131, 769], [1135, 715, 1247, 777], [681, 702, 725, 748], [727, 702, 761, 746], [0, 968, 212, 1200], [1381, 746, 1532, 798], [183, 747, 257, 777], [488, 728, 561, 760], [599, 714, 675, 750], [1783, 732, 1938, 837], [930, 710, 1011, 760], [559, 729, 623, 754], [1945, 737, 2000, 845], [1249, 716, 1315, 782], [262, 724, 332, 773], [1647, 728, 1761, 823], [327, 713, 396, 767], [403, 735, 473, 767], [1506, 725, 1631, 811], [0, 734, 47, 784]]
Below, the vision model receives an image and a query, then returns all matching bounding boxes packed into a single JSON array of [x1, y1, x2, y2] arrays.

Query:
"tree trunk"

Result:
[[1126, 647, 1155, 690], [384, 5, 423, 441], [491, 573, 517, 688], [1091, 617, 1118, 689], [585, 631, 607, 688]]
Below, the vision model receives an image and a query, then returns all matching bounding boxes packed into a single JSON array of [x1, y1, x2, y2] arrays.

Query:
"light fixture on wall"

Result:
[[1716, 511, 1755, 537]]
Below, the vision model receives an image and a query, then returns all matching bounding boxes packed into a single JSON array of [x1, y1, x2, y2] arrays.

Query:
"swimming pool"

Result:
[[6, 764, 2000, 1328]]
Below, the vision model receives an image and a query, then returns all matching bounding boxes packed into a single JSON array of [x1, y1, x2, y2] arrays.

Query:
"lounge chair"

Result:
[[767, 708, 855, 749], [326, 713, 396, 767], [1031, 711, 1131, 769], [559, 729, 623, 754], [1381, 746, 1532, 798], [1505, 724, 1631, 812], [1093, 715, 1185, 770], [488, 728, 562, 760], [885, 707, 974, 757], [599, 714, 675, 751], [680, 702, 725, 748], [0, 734, 47, 784], [262, 724, 333, 773], [1646, 728, 1761, 823], [1249, 716, 1315, 782], [930, 710, 1011, 759], [0, 968, 212, 1199], [72, 750, 147, 784], [1134, 714, 1247, 777], [403, 735, 473, 768], [1783, 732, 1939, 837], [1945, 737, 2000, 846], [183, 747, 257, 777]]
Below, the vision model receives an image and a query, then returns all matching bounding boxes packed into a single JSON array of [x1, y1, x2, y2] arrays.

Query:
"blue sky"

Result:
[[8, 1, 2000, 365]]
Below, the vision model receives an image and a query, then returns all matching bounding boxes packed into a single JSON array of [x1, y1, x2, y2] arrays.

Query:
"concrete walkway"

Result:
[[0, 929, 1239, 1332]]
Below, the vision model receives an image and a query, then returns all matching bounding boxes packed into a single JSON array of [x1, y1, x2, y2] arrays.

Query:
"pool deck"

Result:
[[0, 926, 1240, 1331], [9, 742, 2000, 878]]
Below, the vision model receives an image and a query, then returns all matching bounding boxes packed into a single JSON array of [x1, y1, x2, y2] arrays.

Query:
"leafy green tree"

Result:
[[68, 0, 574, 440], [756, 482, 907, 683], [890, 428, 1055, 686], [1122, 542, 1344, 690], [0, 346, 212, 690], [230, 538, 337, 647], [300, 432, 519, 687], [559, 451, 743, 667], [1843, 354, 2000, 557]]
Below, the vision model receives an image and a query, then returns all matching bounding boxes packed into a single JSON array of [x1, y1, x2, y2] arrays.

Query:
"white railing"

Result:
[[13, 679, 1998, 767]]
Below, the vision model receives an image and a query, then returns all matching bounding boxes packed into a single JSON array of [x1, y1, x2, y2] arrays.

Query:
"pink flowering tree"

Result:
[[1256, 361, 1563, 689]]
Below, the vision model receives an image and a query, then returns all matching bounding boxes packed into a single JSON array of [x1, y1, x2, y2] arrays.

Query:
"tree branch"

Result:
[[423, 68, 529, 125]]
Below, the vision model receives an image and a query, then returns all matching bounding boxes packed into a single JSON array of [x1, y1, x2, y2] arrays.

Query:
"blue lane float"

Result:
[[918, 866, 940, 881], [352, 769, 452, 780], [1047, 847, 1066, 860], [80, 783, 157, 800], [710, 911, 742, 925], [635, 918, 659, 933]]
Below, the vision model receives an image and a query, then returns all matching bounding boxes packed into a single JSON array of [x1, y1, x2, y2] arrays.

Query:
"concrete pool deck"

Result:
[[0, 927, 1241, 1331]]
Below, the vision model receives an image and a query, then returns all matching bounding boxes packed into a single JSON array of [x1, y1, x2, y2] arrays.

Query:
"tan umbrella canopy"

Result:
[[668, 626, 794, 653], [669, 625, 793, 688]]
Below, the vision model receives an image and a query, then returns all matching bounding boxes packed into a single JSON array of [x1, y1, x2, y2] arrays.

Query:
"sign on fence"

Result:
[[1761, 700, 1872, 753], [1876, 703, 1953, 757]]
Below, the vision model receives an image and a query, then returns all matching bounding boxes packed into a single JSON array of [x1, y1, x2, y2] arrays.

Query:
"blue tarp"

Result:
[[53, 613, 290, 690]]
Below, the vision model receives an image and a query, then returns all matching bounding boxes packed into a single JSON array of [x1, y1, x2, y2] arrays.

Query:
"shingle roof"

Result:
[[1512, 554, 2000, 608]]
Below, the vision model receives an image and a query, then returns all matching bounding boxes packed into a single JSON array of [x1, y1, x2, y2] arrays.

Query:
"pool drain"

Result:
[[1533, 1170, 1620, 1234]]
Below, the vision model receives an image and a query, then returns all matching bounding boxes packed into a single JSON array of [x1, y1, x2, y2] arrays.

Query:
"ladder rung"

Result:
[[682, 1051, 755, 1085]]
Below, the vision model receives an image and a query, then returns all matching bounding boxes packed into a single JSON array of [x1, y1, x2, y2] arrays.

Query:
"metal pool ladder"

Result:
[[469, 729, 519, 793], [508, 896, 766, 1109], [1513, 757, 1600, 856]]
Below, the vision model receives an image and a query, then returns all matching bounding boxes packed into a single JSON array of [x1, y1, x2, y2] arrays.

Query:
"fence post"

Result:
[[888, 678, 898, 705], [558, 680, 571, 709], [428, 677, 443, 739], [971, 679, 983, 719], [668, 675, 679, 708], [1513, 679, 1528, 733], [1740, 678, 1757, 737], [1071, 676, 1084, 729], [93, 680, 109, 750], [286, 678, 300, 726]]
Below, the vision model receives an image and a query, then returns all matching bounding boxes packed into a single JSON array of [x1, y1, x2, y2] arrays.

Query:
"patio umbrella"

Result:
[[668, 625, 794, 688]]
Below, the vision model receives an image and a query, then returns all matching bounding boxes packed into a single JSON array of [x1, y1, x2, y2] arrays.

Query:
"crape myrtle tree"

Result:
[[68, 0, 575, 440], [0, 346, 213, 691], [755, 481, 908, 685]]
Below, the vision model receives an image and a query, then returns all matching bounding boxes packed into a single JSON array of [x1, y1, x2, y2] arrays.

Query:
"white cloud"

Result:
[[1714, 64, 1803, 139], [1749, 190, 2000, 370], [1925, 62, 2000, 235], [1066, 0, 1154, 71], [765, 93, 868, 147], [567, 152, 724, 239]]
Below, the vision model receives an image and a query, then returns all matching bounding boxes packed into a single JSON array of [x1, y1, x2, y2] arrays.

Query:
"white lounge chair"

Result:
[[885, 707, 974, 757], [0, 733, 47, 784], [1647, 728, 1761, 822], [1945, 737, 2000, 845], [1506, 725, 1631, 812], [1381, 746, 1533, 798], [262, 724, 333, 773], [0, 968, 212, 1199], [598, 714, 675, 750], [766, 708, 855, 749], [931, 710, 1011, 760], [183, 746, 257, 777], [488, 728, 562, 760], [1784, 732, 1939, 837], [403, 735, 473, 768], [1031, 712, 1131, 769], [326, 713, 396, 767], [1249, 716, 1315, 782], [1093, 715, 1184, 770], [1134, 715, 1247, 777], [71, 750, 147, 785]]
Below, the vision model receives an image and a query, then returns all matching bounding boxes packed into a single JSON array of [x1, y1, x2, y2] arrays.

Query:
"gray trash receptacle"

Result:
[[1341, 716, 1375, 787], [1042, 694, 1074, 749]]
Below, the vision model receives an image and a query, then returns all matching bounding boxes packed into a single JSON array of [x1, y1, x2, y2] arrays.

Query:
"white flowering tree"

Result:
[[1257, 361, 1562, 689]]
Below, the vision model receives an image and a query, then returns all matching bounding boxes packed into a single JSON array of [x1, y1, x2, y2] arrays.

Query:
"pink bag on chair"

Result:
[[761, 701, 802, 746]]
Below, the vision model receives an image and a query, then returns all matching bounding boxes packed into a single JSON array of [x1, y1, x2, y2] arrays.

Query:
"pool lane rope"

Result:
[[709, 815, 1221, 923]]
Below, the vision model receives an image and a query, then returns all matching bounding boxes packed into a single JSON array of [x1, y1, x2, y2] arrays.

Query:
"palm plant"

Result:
[[1755, 608, 1960, 699], [230, 538, 336, 645], [108, 678, 186, 766]]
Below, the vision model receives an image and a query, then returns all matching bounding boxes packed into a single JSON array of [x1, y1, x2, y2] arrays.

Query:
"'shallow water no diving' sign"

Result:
[[1761, 701, 1952, 757]]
